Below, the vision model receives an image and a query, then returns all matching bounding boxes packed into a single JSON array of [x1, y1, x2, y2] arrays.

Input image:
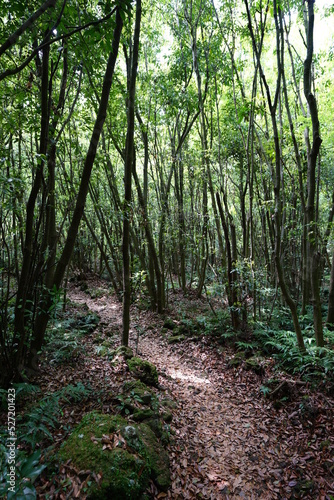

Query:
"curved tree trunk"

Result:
[[303, 0, 323, 347]]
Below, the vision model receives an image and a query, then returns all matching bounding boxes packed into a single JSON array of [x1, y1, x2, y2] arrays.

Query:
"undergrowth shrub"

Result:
[[253, 322, 334, 381], [0, 382, 91, 498], [0, 448, 46, 499], [42, 312, 100, 364], [197, 310, 235, 342]]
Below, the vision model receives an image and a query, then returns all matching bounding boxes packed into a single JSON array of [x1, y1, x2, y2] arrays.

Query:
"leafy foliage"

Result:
[[253, 321, 334, 382], [0, 448, 46, 499], [0, 380, 91, 498], [16, 383, 91, 449]]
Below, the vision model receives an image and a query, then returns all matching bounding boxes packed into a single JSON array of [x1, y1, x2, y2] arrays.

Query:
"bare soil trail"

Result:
[[67, 279, 334, 499]]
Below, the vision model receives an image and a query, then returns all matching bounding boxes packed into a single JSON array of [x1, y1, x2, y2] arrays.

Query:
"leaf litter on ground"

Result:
[[3, 276, 332, 499]]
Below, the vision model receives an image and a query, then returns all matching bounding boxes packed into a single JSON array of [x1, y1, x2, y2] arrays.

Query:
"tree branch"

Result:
[[0, 0, 57, 57]]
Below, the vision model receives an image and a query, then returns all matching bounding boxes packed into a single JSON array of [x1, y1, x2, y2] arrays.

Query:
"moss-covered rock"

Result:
[[132, 409, 156, 422], [136, 423, 171, 492], [59, 412, 150, 499], [245, 355, 266, 375], [167, 334, 185, 344], [144, 417, 163, 438], [116, 380, 159, 418], [127, 357, 159, 387], [163, 318, 176, 330], [109, 345, 134, 361], [122, 380, 153, 405], [162, 411, 173, 423], [60, 411, 170, 498], [117, 345, 134, 359], [228, 351, 246, 367], [173, 324, 188, 336]]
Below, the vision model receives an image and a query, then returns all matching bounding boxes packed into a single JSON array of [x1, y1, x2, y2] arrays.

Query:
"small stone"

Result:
[[132, 409, 156, 422], [167, 334, 185, 344], [162, 412, 173, 423]]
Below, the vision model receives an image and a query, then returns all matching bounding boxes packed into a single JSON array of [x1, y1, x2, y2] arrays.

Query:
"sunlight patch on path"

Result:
[[169, 368, 211, 386]]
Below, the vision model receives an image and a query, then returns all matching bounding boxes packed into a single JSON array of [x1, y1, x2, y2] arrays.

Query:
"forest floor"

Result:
[[33, 276, 334, 499]]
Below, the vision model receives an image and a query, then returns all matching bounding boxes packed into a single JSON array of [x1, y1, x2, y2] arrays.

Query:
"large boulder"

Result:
[[59, 411, 170, 499]]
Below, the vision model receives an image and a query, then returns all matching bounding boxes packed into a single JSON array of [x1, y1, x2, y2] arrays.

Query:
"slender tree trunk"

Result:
[[132, 161, 164, 312], [122, 0, 141, 346], [303, 0, 323, 346], [12, 41, 50, 376], [327, 248, 334, 328], [216, 193, 239, 329], [28, 9, 124, 366], [244, 0, 305, 350]]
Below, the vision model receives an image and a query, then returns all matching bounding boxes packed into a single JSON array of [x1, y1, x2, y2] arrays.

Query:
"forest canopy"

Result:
[[0, 0, 334, 387]]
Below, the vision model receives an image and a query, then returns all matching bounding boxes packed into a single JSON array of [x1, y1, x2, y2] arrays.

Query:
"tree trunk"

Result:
[[244, 0, 305, 350], [122, 0, 141, 346], [216, 192, 240, 329], [28, 8, 124, 366], [303, 0, 323, 346], [12, 40, 50, 378], [327, 248, 334, 328]]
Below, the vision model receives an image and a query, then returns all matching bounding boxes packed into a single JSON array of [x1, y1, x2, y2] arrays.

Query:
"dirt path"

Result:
[[138, 332, 295, 499], [68, 281, 334, 499]]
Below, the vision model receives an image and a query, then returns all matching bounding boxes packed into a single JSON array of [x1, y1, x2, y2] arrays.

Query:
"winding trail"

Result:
[[138, 332, 288, 499], [68, 280, 333, 499]]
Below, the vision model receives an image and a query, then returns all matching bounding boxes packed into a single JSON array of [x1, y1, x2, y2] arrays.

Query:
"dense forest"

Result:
[[1, 0, 334, 498]]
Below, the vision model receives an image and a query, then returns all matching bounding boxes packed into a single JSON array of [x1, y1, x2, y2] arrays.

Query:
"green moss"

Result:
[[163, 318, 176, 330], [122, 380, 153, 405], [167, 334, 185, 344], [137, 424, 171, 492], [59, 412, 170, 497], [132, 409, 156, 421], [95, 345, 108, 357], [115, 345, 134, 359], [109, 346, 134, 361], [59, 412, 150, 499], [228, 351, 246, 367], [92, 335, 104, 345], [127, 357, 159, 387], [245, 356, 266, 375], [162, 411, 173, 423], [161, 398, 177, 409], [144, 417, 163, 438]]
